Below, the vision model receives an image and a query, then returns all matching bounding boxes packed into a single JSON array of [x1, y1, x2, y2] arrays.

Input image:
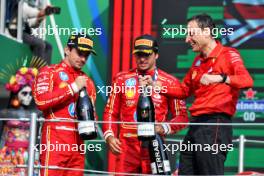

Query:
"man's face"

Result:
[[185, 20, 210, 52], [135, 52, 158, 71], [65, 47, 90, 70]]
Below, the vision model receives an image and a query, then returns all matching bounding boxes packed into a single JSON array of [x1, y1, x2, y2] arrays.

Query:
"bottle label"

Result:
[[163, 160, 171, 172], [78, 121, 96, 134], [137, 123, 155, 136], [150, 160, 171, 174], [151, 162, 157, 174]]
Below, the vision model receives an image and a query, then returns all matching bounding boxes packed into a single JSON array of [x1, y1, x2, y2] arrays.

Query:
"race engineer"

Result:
[[161, 14, 253, 175]]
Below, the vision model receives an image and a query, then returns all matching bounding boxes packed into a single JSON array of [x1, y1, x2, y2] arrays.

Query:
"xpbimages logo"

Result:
[[31, 25, 102, 37], [34, 141, 102, 154], [163, 141, 233, 155], [162, 25, 234, 39], [97, 84, 168, 97]]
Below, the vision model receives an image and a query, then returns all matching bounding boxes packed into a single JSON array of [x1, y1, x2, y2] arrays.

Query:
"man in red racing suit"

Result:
[[33, 33, 97, 176], [103, 34, 188, 174]]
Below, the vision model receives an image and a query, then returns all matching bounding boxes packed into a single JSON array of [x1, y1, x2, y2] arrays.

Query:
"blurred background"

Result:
[[0, 0, 263, 175]]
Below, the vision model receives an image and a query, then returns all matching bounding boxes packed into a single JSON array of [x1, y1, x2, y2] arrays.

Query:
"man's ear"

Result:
[[64, 47, 70, 56], [155, 53, 159, 60]]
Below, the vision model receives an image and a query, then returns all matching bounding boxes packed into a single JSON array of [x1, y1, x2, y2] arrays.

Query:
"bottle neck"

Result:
[[79, 88, 87, 98]]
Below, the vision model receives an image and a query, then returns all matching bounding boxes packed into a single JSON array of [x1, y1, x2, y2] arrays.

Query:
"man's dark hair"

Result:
[[187, 13, 216, 37]]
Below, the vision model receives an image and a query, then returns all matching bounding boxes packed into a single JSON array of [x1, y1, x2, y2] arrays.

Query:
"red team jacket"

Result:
[[103, 68, 188, 140], [166, 41, 253, 116], [33, 60, 96, 125], [32, 60, 96, 176]]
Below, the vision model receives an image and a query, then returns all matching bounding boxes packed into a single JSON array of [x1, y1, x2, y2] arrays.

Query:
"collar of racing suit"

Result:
[[137, 68, 156, 77], [200, 40, 223, 62], [59, 60, 82, 75]]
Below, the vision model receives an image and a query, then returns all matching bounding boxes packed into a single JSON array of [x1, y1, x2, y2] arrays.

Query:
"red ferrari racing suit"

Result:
[[166, 41, 253, 116], [103, 68, 188, 174], [32, 61, 96, 176]]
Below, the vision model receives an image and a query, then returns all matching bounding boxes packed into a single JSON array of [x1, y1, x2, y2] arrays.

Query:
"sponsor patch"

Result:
[[37, 76, 49, 83], [125, 78, 136, 87], [192, 70, 197, 79], [78, 37, 93, 47], [59, 72, 69, 81], [68, 103, 75, 117], [59, 82, 68, 88], [195, 59, 201, 67], [125, 89, 135, 99], [153, 94, 161, 99], [126, 100, 136, 107], [133, 111, 137, 122], [36, 82, 49, 86], [135, 39, 153, 47]]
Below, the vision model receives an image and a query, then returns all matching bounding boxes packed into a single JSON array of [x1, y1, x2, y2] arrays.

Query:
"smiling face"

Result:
[[64, 47, 90, 70], [185, 20, 211, 53], [135, 52, 158, 72]]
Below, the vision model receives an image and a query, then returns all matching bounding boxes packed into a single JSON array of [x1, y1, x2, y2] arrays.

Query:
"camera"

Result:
[[45, 6, 61, 15]]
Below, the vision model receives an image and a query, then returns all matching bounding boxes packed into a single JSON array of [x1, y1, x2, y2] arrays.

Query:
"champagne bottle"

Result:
[[137, 83, 155, 141], [149, 134, 171, 175], [76, 87, 97, 140]]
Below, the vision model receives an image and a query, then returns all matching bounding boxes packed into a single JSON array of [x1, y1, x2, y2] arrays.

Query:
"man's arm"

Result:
[[102, 76, 121, 140], [102, 75, 123, 154], [166, 98, 188, 134], [163, 70, 193, 99], [32, 67, 84, 111], [139, 74, 191, 99], [225, 49, 253, 88], [200, 49, 253, 88]]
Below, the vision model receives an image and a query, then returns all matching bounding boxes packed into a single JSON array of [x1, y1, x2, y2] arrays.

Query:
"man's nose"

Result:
[[139, 57, 147, 61], [80, 56, 87, 62], [185, 36, 191, 43]]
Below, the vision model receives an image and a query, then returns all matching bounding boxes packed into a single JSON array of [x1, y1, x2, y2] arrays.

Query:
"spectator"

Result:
[[7, 1, 54, 63]]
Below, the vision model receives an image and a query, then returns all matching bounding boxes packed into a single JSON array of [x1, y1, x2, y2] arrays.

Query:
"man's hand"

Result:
[[155, 124, 165, 135], [106, 136, 122, 155], [138, 75, 153, 87], [74, 76, 87, 90], [200, 74, 223, 85]]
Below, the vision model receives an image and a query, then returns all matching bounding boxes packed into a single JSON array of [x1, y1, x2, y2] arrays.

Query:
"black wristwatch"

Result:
[[220, 74, 227, 83]]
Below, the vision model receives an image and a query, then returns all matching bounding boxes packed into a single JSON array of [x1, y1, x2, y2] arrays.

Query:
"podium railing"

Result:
[[0, 113, 264, 175]]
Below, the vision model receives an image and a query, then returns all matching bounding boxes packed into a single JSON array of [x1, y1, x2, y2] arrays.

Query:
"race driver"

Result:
[[103, 34, 188, 174], [32, 33, 97, 176]]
